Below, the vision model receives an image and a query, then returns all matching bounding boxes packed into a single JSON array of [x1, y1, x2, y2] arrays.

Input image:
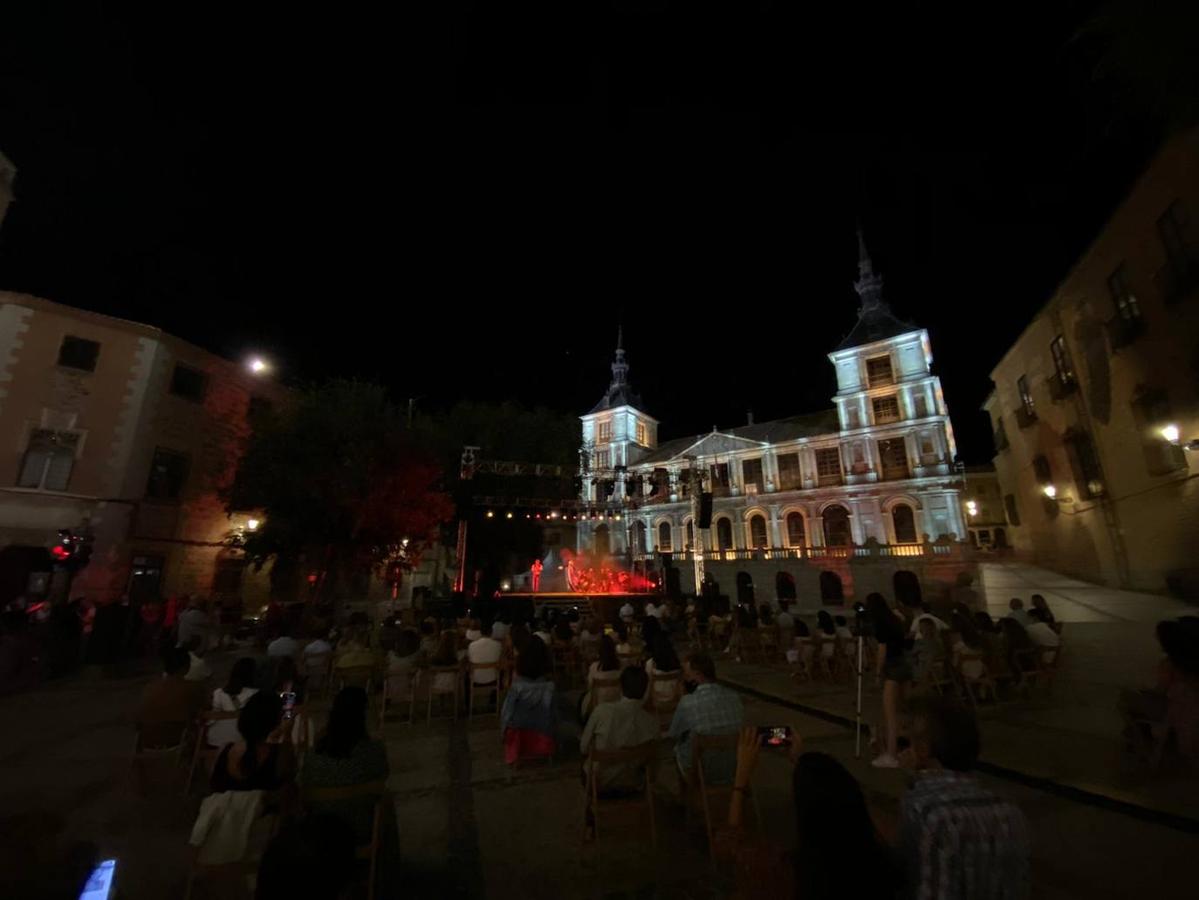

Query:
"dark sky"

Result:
[[0, 3, 1171, 462]]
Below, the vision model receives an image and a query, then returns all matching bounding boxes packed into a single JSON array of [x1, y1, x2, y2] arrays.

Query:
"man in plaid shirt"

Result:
[[900, 696, 1030, 900], [668, 652, 743, 781]]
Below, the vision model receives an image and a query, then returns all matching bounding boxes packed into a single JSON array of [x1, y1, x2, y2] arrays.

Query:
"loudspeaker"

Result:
[[697, 491, 714, 528]]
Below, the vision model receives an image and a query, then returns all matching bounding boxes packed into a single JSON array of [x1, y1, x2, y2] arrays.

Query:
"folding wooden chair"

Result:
[[337, 664, 376, 696], [302, 652, 334, 697], [184, 710, 240, 795], [1023, 644, 1062, 694], [304, 779, 387, 900], [132, 721, 189, 794], [688, 732, 761, 859], [586, 673, 623, 717], [426, 665, 461, 722], [380, 668, 420, 728], [585, 740, 658, 845], [468, 662, 505, 718]]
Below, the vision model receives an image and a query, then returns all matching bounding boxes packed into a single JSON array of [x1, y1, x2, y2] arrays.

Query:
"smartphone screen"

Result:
[[79, 859, 117, 900], [757, 725, 794, 749]]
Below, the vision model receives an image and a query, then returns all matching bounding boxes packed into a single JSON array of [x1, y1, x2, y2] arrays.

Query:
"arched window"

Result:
[[893, 570, 922, 607], [685, 520, 694, 550], [632, 521, 646, 554], [785, 512, 806, 547], [717, 518, 734, 550], [594, 524, 610, 557], [823, 505, 851, 547], [819, 571, 844, 603], [775, 571, 797, 601], [892, 504, 918, 543], [748, 514, 768, 549], [658, 521, 673, 552]]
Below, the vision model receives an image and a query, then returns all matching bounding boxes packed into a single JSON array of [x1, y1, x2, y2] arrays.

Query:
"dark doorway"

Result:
[[775, 571, 797, 601], [819, 571, 844, 604], [893, 570, 922, 607], [736, 571, 755, 606]]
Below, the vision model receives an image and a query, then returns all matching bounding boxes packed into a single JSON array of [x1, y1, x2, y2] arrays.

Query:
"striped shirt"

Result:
[[900, 770, 1029, 900], [668, 682, 743, 778]]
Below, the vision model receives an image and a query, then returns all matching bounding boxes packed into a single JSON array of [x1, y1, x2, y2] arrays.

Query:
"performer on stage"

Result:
[[565, 557, 578, 591], [530, 558, 543, 592]]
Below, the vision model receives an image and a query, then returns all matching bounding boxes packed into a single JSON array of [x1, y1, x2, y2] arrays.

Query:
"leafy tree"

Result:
[[226, 380, 454, 602]]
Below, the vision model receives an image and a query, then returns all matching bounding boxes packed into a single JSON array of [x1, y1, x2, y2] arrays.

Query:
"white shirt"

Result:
[[620, 603, 634, 621], [645, 602, 661, 618], [909, 613, 950, 637], [1026, 622, 1060, 648], [208, 687, 257, 747], [176, 607, 209, 649], [776, 612, 794, 631], [491, 622, 509, 641], [303, 639, 333, 656], [467, 637, 504, 683], [267, 636, 300, 658], [185, 652, 212, 682], [465, 629, 482, 642], [1007, 609, 1033, 627]]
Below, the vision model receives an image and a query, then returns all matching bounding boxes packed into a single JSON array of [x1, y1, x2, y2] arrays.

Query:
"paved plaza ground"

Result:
[[0, 561, 1194, 898]]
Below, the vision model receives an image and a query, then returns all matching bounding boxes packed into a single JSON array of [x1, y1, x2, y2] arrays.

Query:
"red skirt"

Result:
[[503, 727, 555, 764]]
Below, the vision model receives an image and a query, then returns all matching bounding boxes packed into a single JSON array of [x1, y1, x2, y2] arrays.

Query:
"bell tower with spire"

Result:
[[579, 328, 658, 506]]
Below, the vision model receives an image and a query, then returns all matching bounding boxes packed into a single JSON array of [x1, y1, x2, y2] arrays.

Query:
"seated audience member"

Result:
[[973, 610, 999, 634], [645, 634, 683, 706], [815, 611, 838, 660], [578, 618, 600, 644], [464, 618, 483, 642], [138, 646, 205, 748], [210, 657, 259, 748], [429, 631, 464, 696], [1120, 616, 1199, 760], [619, 601, 635, 623], [175, 597, 210, 649], [728, 724, 902, 898], [500, 636, 557, 763], [507, 621, 531, 658], [267, 626, 300, 659], [1030, 594, 1056, 626], [418, 619, 439, 658], [908, 602, 950, 637], [553, 620, 575, 644], [998, 617, 1038, 681], [303, 631, 333, 657], [1025, 608, 1061, 648], [582, 635, 622, 716], [1006, 598, 1032, 627], [301, 688, 390, 842], [256, 814, 356, 900], [333, 630, 376, 671], [757, 604, 775, 628], [183, 637, 213, 683], [644, 600, 660, 619], [581, 666, 659, 800], [775, 600, 794, 633], [490, 616, 509, 642], [386, 628, 424, 696], [899, 697, 1029, 899], [911, 618, 945, 685], [668, 652, 743, 782], [467, 621, 504, 685], [833, 615, 854, 642], [210, 691, 295, 793], [533, 620, 553, 645], [613, 622, 633, 657], [950, 612, 988, 682]]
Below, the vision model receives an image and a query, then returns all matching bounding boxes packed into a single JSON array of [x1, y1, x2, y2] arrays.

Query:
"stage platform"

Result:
[[495, 591, 664, 623]]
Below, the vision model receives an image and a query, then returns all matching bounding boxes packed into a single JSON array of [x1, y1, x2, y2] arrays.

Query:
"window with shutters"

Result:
[[742, 458, 764, 494], [170, 364, 208, 403], [635, 420, 647, 445], [814, 448, 842, 486], [597, 420, 612, 442], [785, 512, 806, 547], [17, 429, 80, 491], [146, 447, 191, 500], [872, 395, 901, 424], [866, 356, 894, 387], [777, 453, 801, 490], [57, 336, 100, 372]]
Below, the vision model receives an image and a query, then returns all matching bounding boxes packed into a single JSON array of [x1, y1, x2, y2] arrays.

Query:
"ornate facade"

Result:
[[576, 236, 969, 600]]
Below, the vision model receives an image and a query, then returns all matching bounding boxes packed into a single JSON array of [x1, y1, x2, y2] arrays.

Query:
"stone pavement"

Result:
[[1, 575, 1196, 900], [719, 560, 1199, 825]]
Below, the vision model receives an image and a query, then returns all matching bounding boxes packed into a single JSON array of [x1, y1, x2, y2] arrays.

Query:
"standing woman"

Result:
[[866, 592, 911, 769]]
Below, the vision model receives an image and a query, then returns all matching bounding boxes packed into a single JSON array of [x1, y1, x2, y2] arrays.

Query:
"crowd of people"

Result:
[[20, 581, 1199, 898]]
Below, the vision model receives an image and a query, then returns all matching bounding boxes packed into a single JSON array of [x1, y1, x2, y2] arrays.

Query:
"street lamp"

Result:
[[1042, 485, 1057, 500], [247, 357, 269, 375], [246, 517, 260, 532], [1161, 423, 1181, 444], [966, 500, 978, 517]]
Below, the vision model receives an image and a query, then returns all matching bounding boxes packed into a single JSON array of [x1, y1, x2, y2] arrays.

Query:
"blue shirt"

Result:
[[668, 682, 743, 778]]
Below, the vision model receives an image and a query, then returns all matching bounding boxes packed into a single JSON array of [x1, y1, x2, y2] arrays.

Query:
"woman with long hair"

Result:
[[210, 691, 294, 792], [867, 592, 911, 769], [581, 634, 622, 718], [209, 657, 258, 748], [645, 633, 682, 707]]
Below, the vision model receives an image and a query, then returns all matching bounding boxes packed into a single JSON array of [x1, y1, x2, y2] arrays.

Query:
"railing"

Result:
[[638, 541, 952, 563]]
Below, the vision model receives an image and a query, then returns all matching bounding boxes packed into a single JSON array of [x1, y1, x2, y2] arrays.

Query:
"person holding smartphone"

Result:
[[209, 692, 296, 794]]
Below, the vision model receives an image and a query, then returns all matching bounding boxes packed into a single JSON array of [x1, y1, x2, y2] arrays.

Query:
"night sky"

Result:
[[0, 4, 1175, 462]]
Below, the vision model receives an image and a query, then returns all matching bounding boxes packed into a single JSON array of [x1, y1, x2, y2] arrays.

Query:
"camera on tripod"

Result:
[[852, 601, 873, 638]]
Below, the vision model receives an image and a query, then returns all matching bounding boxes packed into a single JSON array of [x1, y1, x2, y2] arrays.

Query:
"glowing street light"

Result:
[[1161, 423, 1181, 444], [247, 357, 269, 375], [965, 500, 978, 517], [246, 518, 260, 532], [1042, 484, 1057, 500]]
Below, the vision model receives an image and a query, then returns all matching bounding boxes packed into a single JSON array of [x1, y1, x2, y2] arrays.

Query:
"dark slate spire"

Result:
[[590, 327, 645, 413], [834, 228, 919, 351]]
